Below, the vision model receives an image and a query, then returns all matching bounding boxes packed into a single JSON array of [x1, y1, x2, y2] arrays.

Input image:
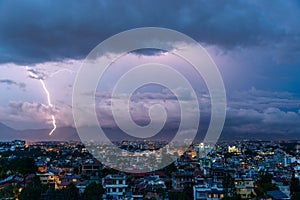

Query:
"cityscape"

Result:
[[1, 1, 300, 200], [0, 139, 300, 199]]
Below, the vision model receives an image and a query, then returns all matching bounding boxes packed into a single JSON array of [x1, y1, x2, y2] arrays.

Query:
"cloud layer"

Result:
[[1, 0, 300, 63], [0, 1, 300, 140], [0, 79, 26, 90]]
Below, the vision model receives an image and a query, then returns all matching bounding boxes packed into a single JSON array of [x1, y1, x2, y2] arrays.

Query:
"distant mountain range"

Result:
[[0, 122, 80, 141], [0, 122, 16, 141], [0, 122, 299, 142]]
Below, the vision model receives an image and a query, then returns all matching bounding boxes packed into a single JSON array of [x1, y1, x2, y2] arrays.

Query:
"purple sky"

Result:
[[0, 0, 300, 139]]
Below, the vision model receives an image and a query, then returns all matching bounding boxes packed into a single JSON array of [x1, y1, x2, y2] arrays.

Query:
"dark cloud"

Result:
[[229, 87, 300, 112], [223, 107, 300, 139], [27, 68, 47, 80], [0, 88, 299, 139], [1, 1, 300, 139], [0, 101, 51, 124], [0, 79, 26, 90], [1, 0, 299, 64], [130, 49, 167, 56], [0, 101, 73, 128], [90, 89, 300, 139], [223, 88, 300, 136]]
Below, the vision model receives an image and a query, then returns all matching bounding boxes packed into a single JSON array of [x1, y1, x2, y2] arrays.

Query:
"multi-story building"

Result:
[[36, 161, 47, 173], [234, 177, 255, 199], [193, 177, 224, 200], [36, 171, 59, 189], [172, 170, 194, 190], [102, 174, 128, 199], [0, 175, 24, 189], [81, 159, 102, 175], [57, 173, 80, 189]]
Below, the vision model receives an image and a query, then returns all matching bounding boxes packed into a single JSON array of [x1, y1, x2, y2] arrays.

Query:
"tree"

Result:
[[62, 182, 79, 200], [82, 181, 105, 200], [100, 167, 119, 178], [291, 171, 300, 196], [10, 157, 36, 174], [19, 176, 43, 200], [223, 172, 235, 197], [44, 186, 57, 200], [0, 184, 21, 199], [168, 191, 185, 200], [244, 149, 257, 157], [0, 157, 36, 179], [182, 185, 193, 200], [73, 165, 80, 175], [163, 161, 178, 178], [291, 192, 300, 200], [255, 171, 278, 196], [223, 196, 243, 200]]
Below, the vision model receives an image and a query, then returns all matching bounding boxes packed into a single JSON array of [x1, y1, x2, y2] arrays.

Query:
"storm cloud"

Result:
[[0, 1, 300, 140], [1, 0, 300, 64], [0, 79, 26, 90]]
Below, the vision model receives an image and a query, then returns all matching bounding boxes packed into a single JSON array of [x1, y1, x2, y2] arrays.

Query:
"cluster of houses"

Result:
[[0, 140, 300, 199]]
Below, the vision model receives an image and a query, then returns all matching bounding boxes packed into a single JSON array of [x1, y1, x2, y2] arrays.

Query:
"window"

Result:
[[198, 192, 206, 198]]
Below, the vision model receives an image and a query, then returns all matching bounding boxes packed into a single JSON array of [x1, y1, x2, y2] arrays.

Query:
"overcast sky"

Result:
[[0, 0, 300, 140]]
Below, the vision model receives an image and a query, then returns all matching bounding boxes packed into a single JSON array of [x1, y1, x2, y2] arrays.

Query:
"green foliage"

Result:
[[0, 184, 21, 198], [182, 185, 193, 200], [73, 165, 80, 174], [0, 157, 36, 179], [82, 181, 105, 200], [62, 182, 79, 200], [10, 157, 36, 174], [223, 172, 237, 198], [223, 196, 243, 200], [163, 161, 178, 178], [100, 167, 119, 178], [255, 171, 278, 196], [244, 149, 257, 156], [291, 171, 300, 195], [168, 185, 193, 199], [291, 192, 300, 200], [168, 192, 185, 200], [19, 176, 43, 200]]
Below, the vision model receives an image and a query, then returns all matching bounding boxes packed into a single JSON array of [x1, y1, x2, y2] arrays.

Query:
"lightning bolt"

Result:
[[26, 67, 57, 135], [39, 79, 57, 135], [49, 68, 74, 78]]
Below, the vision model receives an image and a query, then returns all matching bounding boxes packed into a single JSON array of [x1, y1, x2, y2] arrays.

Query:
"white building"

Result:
[[193, 178, 224, 200], [234, 177, 255, 199], [102, 174, 128, 199]]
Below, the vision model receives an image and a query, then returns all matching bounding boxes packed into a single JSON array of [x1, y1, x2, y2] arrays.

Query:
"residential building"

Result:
[[102, 174, 128, 199]]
